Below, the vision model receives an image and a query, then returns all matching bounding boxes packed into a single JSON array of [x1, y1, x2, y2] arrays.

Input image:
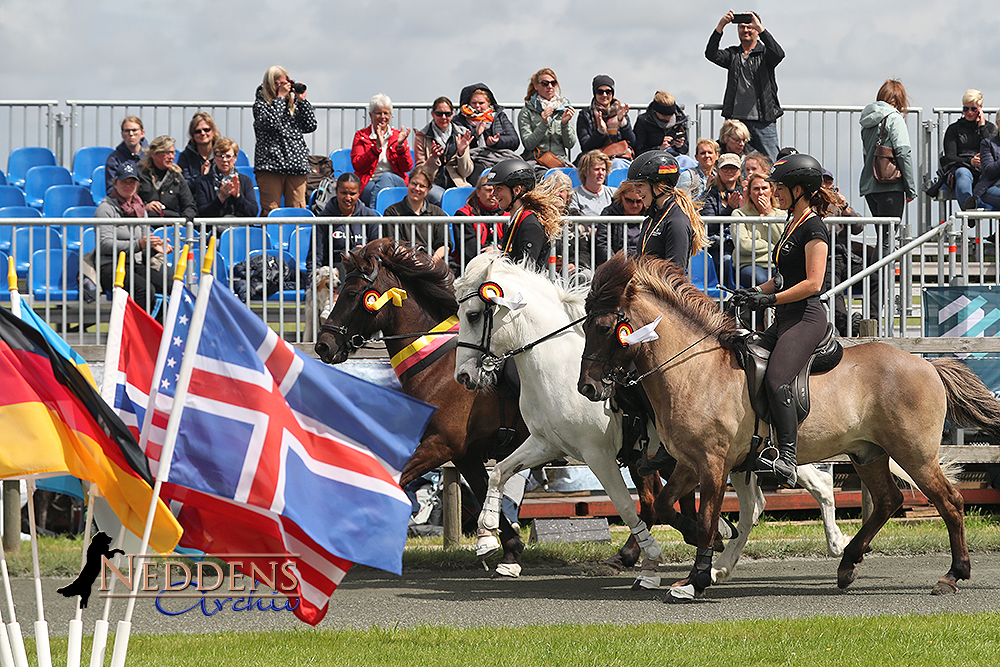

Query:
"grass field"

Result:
[[23, 613, 1000, 666]]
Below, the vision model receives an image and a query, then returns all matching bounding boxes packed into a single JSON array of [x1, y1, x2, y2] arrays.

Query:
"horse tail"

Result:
[[889, 453, 961, 487], [932, 357, 1000, 440]]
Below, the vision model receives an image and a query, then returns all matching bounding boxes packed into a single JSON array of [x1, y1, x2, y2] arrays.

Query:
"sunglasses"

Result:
[[623, 197, 645, 206], [538, 80, 557, 87], [595, 88, 613, 96], [433, 110, 453, 118], [194, 128, 213, 135], [963, 106, 980, 112]]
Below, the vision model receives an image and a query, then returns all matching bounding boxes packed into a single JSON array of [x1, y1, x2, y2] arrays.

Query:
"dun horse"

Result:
[[579, 253, 1000, 598]]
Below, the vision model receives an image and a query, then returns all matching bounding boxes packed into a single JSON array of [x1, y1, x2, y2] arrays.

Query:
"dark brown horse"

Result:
[[579, 252, 1000, 598], [314, 239, 664, 576]]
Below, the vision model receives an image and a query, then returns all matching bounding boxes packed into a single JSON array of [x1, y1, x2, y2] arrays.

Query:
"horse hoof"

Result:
[[603, 555, 628, 573], [632, 574, 661, 590], [931, 578, 959, 595], [837, 566, 859, 589], [664, 584, 696, 603], [494, 562, 521, 578], [475, 535, 501, 560]]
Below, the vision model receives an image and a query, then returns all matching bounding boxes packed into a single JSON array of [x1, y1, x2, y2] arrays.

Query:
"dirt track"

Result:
[[18, 552, 1000, 635]]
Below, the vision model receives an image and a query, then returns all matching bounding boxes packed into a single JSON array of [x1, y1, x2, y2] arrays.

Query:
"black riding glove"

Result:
[[732, 288, 776, 310]]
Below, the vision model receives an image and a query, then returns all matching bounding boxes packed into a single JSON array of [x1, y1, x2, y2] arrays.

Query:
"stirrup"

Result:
[[753, 446, 797, 487]]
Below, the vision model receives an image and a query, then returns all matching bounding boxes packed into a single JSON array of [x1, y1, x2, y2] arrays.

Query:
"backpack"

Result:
[[311, 174, 337, 215], [305, 155, 334, 199]]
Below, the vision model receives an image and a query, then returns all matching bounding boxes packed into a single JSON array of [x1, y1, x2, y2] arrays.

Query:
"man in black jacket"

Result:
[[705, 11, 784, 161]]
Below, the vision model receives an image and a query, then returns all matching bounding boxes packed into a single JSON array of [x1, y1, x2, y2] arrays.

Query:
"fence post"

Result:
[[2, 480, 19, 553], [441, 463, 462, 549]]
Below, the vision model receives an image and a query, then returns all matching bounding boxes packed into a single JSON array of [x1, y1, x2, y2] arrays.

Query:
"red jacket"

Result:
[[351, 126, 413, 190]]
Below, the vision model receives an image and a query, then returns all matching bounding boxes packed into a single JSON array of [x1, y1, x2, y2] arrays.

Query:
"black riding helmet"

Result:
[[485, 158, 535, 192], [625, 150, 680, 187], [767, 153, 823, 194]]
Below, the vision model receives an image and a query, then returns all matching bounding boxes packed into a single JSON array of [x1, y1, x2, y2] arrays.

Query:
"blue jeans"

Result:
[[361, 172, 406, 207], [979, 184, 1000, 210], [739, 264, 771, 288], [954, 167, 975, 205], [743, 120, 779, 162]]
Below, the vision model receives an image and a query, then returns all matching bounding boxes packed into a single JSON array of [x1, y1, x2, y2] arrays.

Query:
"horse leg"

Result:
[[837, 456, 902, 589], [795, 463, 850, 557], [711, 472, 765, 583], [455, 449, 524, 571], [605, 465, 662, 572], [902, 461, 970, 594], [667, 463, 728, 602], [585, 451, 665, 590], [478, 435, 563, 574]]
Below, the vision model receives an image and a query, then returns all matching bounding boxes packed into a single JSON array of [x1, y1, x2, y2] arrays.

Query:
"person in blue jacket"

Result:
[[308, 173, 381, 278]]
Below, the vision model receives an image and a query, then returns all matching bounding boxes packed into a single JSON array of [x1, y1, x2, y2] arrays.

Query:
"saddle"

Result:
[[732, 323, 843, 425]]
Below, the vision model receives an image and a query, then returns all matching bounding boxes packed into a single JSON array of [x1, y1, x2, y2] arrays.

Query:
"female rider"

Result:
[[485, 158, 566, 270], [732, 154, 835, 487], [626, 150, 707, 270]]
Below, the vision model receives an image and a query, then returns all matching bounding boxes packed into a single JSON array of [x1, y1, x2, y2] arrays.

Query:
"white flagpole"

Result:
[[88, 525, 125, 667], [24, 479, 51, 667], [110, 242, 215, 667], [65, 483, 95, 667], [0, 515, 16, 667]]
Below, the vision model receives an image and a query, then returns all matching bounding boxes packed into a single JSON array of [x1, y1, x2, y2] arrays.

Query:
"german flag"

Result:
[[0, 306, 181, 554]]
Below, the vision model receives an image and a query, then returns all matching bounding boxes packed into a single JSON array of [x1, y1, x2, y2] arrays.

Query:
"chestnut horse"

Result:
[[314, 239, 660, 577], [578, 253, 1000, 599]]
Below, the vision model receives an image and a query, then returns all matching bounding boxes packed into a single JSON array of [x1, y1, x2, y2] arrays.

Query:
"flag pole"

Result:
[[88, 525, 125, 667], [110, 242, 214, 667], [66, 482, 95, 667], [24, 479, 51, 667], [0, 537, 16, 667]]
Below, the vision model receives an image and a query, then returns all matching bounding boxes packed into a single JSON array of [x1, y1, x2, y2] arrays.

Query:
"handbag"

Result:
[[534, 147, 570, 169], [873, 116, 902, 184], [600, 140, 634, 160]]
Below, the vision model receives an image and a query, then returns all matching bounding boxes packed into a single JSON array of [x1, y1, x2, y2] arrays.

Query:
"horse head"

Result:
[[579, 252, 641, 401], [315, 238, 402, 364], [453, 251, 513, 389]]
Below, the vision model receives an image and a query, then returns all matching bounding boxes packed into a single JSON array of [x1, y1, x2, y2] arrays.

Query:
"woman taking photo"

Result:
[[731, 171, 784, 287], [625, 150, 707, 269], [518, 68, 576, 171], [177, 111, 219, 188], [414, 96, 474, 207], [253, 65, 317, 214], [731, 154, 836, 487], [136, 136, 196, 219], [486, 158, 565, 270]]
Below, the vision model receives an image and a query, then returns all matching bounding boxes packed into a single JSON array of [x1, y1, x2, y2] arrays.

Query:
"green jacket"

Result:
[[859, 101, 915, 198], [518, 100, 577, 163]]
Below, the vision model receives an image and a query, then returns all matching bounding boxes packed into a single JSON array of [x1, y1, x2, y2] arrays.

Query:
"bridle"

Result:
[[317, 260, 384, 354], [456, 281, 586, 374]]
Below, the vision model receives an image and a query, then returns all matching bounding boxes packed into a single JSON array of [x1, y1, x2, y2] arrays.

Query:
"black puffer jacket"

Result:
[[137, 165, 197, 219], [452, 83, 520, 152]]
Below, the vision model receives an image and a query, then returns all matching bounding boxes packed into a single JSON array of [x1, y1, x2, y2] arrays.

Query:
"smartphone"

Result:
[[733, 13, 752, 23]]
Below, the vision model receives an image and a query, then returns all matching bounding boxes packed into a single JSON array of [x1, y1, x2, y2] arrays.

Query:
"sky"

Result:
[[3, 0, 998, 114]]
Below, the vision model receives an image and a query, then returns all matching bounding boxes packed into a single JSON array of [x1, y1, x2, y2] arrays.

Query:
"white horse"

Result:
[[453, 252, 851, 585]]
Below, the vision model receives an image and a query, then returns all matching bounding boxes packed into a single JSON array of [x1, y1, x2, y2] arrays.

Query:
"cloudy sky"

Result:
[[3, 0, 998, 113]]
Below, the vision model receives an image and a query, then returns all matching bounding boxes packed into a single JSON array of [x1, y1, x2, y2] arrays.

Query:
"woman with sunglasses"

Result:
[[136, 135, 196, 219], [518, 68, 576, 171], [941, 89, 997, 210], [576, 75, 635, 170], [177, 111, 219, 188], [414, 96, 474, 206], [594, 181, 647, 265]]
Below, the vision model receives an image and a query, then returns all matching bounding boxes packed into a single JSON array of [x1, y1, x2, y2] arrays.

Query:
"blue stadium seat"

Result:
[[13, 225, 63, 278], [62, 206, 98, 218], [91, 166, 107, 203], [266, 208, 314, 248], [606, 167, 628, 188], [7, 147, 57, 190], [247, 248, 304, 302], [543, 167, 581, 188], [0, 170, 6, 186], [80, 227, 95, 255], [236, 149, 250, 167], [42, 184, 95, 217], [24, 166, 73, 209], [0, 250, 9, 300], [689, 249, 722, 299], [0, 186, 26, 208], [217, 226, 271, 272], [60, 221, 91, 251], [31, 248, 80, 301], [267, 207, 314, 218], [236, 166, 257, 187], [167, 243, 229, 283], [287, 225, 314, 273], [329, 148, 352, 177], [71, 147, 114, 188], [0, 225, 12, 254], [0, 206, 42, 219], [440, 187, 475, 216], [375, 187, 408, 214]]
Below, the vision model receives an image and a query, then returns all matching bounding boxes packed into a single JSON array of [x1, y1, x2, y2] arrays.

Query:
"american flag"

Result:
[[111, 282, 434, 624]]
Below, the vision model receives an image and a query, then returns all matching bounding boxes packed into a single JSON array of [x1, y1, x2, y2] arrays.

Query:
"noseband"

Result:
[[317, 260, 382, 353]]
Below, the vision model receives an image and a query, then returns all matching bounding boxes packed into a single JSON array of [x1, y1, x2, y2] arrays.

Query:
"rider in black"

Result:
[[732, 153, 835, 487], [486, 158, 565, 271], [625, 150, 707, 269]]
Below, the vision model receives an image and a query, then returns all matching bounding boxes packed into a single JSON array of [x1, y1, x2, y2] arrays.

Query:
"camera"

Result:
[[292, 81, 307, 95], [733, 13, 753, 23]]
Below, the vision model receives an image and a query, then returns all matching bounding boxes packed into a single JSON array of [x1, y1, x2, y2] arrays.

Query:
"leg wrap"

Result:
[[694, 546, 714, 591], [631, 520, 662, 562], [672, 514, 698, 546], [480, 488, 503, 530]]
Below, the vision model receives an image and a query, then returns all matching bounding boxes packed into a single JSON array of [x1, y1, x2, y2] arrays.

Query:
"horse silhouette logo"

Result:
[[57, 532, 124, 609]]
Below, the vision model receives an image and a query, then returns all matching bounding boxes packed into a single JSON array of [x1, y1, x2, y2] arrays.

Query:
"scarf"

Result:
[[461, 104, 494, 124], [651, 112, 680, 132], [431, 121, 455, 156], [530, 93, 570, 114], [110, 189, 146, 218]]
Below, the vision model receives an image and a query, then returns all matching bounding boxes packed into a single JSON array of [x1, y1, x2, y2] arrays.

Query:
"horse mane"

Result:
[[589, 252, 736, 348], [456, 250, 588, 319], [345, 239, 458, 319]]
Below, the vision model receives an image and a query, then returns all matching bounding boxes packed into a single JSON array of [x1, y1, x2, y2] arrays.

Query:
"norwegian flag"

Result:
[[111, 285, 433, 624]]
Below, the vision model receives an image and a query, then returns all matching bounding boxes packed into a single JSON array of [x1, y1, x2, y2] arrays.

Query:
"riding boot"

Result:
[[756, 383, 798, 487]]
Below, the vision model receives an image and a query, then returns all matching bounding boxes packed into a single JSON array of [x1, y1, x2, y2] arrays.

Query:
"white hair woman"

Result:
[[351, 93, 414, 207]]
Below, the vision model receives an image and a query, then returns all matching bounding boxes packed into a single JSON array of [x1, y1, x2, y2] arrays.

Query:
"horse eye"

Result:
[[466, 310, 481, 323], [596, 324, 611, 335]]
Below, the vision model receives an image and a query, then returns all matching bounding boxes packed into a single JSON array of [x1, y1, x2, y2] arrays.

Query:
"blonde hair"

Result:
[[120, 115, 143, 131], [140, 136, 181, 174], [576, 150, 613, 183], [518, 174, 567, 239], [652, 182, 707, 257], [214, 137, 239, 157], [653, 90, 676, 106], [611, 181, 642, 204], [718, 119, 750, 144], [695, 138, 719, 155], [187, 111, 218, 142], [262, 66, 295, 114], [963, 89, 984, 107], [526, 68, 560, 101]]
